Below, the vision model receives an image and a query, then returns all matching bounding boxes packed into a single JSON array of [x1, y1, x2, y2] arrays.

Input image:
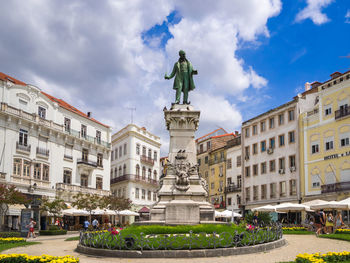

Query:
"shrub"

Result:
[[0, 232, 20, 238], [245, 212, 271, 226], [39, 230, 67, 235], [48, 225, 60, 231], [0, 254, 79, 262]]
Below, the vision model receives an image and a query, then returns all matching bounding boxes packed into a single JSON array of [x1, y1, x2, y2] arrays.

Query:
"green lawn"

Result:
[[283, 230, 315, 235], [65, 236, 80, 241], [0, 241, 40, 252], [319, 233, 350, 242]]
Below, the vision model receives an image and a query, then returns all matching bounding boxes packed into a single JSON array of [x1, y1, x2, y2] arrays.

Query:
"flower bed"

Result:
[[0, 237, 26, 244], [295, 251, 350, 262], [0, 232, 21, 238], [282, 227, 307, 231], [335, 229, 350, 234], [0, 254, 79, 263]]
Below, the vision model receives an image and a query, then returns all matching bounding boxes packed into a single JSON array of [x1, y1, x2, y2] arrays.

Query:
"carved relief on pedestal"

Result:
[[165, 114, 199, 131]]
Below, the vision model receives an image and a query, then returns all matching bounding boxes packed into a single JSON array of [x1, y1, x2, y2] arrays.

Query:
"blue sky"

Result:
[[0, 0, 349, 154]]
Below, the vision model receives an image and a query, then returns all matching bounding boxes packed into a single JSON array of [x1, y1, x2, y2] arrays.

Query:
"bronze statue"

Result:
[[165, 50, 198, 104]]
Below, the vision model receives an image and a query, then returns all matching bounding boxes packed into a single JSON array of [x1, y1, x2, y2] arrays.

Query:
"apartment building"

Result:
[[299, 71, 350, 202], [241, 100, 300, 210], [0, 72, 111, 227], [225, 135, 242, 212], [110, 124, 161, 213]]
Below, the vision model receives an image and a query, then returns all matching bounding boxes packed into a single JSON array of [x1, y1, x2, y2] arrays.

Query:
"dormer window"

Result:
[[38, 106, 46, 119]]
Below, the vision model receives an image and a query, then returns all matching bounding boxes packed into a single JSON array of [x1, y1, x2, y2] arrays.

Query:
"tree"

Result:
[[100, 195, 132, 211], [40, 197, 67, 221], [72, 193, 101, 222], [0, 184, 28, 227]]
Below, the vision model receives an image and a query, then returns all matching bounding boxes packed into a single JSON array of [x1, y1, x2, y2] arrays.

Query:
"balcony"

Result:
[[110, 174, 158, 186], [16, 142, 31, 153], [36, 147, 49, 157], [225, 184, 241, 193], [64, 129, 111, 148], [321, 181, 350, 194], [64, 154, 73, 160], [209, 158, 226, 166], [140, 155, 154, 166], [56, 183, 109, 196], [77, 158, 97, 168], [335, 106, 350, 120]]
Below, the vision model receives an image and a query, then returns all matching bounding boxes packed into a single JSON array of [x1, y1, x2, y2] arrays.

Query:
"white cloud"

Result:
[[345, 10, 350, 23], [295, 0, 334, 25]]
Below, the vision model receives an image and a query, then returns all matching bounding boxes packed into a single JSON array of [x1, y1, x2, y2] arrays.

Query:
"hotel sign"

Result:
[[324, 151, 350, 160]]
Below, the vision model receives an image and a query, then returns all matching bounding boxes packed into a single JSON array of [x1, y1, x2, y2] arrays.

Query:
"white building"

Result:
[[110, 124, 161, 212], [241, 99, 300, 210], [0, 72, 111, 219], [225, 135, 242, 212]]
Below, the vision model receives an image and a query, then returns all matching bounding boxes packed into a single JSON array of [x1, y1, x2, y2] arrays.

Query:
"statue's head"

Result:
[[179, 50, 186, 59]]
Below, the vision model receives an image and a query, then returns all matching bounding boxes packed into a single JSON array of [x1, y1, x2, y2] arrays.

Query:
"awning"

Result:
[[6, 204, 26, 216], [117, 210, 139, 216], [138, 206, 150, 213]]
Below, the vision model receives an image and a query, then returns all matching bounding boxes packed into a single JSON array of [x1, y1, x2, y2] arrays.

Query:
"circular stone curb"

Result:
[[76, 238, 286, 258]]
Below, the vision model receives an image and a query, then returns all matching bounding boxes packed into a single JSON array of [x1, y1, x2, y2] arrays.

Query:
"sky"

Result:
[[0, 0, 349, 155]]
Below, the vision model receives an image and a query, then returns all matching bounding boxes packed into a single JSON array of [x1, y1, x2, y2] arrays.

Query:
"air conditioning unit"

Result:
[[290, 166, 296, 172], [267, 148, 274, 154], [279, 169, 285, 174], [219, 173, 223, 177], [245, 155, 250, 160]]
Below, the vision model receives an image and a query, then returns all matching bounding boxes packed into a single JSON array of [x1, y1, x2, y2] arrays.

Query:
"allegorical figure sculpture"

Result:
[[165, 50, 198, 104]]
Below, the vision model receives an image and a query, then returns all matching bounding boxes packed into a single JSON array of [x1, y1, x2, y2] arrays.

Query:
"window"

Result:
[[253, 164, 258, 176], [237, 175, 242, 187], [63, 170, 71, 184], [245, 187, 250, 201], [198, 158, 201, 166], [261, 162, 267, 174], [280, 181, 286, 197], [289, 180, 297, 196], [124, 143, 127, 155], [96, 130, 101, 144], [279, 157, 285, 170], [111, 151, 114, 161], [261, 141, 266, 152], [64, 118, 71, 132], [269, 117, 275, 129], [205, 156, 208, 164], [135, 188, 140, 199], [270, 160, 276, 172], [97, 153, 103, 167], [110, 168, 113, 178], [136, 144, 140, 155], [119, 166, 122, 177], [82, 149, 88, 161], [153, 192, 157, 201], [245, 128, 250, 138], [214, 153, 218, 162], [81, 125, 87, 139], [269, 137, 275, 149], [279, 135, 285, 146], [207, 141, 211, 150], [252, 125, 258, 135], [253, 143, 258, 154], [13, 158, 22, 176], [147, 149, 151, 158], [142, 146, 146, 156], [211, 168, 215, 176], [324, 105, 332, 116], [119, 146, 122, 157], [325, 137, 334, 151], [115, 148, 118, 159], [288, 109, 295, 121], [81, 174, 88, 187], [148, 190, 151, 200], [42, 164, 49, 181], [153, 170, 157, 181], [38, 106, 46, 119], [311, 143, 319, 154], [341, 137, 350, 147], [123, 164, 127, 175], [227, 158, 232, 169], [227, 177, 232, 185], [19, 129, 28, 146], [270, 183, 276, 198], [253, 186, 259, 200], [245, 146, 250, 158], [148, 168, 152, 179], [219, 165, 223, 176], [142, 189, 146, 199], [96, 178, 103, 189], [142, 166, 146, 179], [289, 155, 296, 169], [227, 198, 232, 206], [261, 184, 266, 199], [278, 113, 284, 125], [220, 151, 224, 161], [289, 131, 295, 143], [114, 167, 117, 178], [236, 156, 241, 167], [136, 164, 140, 177], [245, 166, 250, 177], [260, 121, 266, 132], [23, 160, 30, 177], [211, 183, 215, 189], [154, 151, 157, 161], [34, 163, 41, 180]]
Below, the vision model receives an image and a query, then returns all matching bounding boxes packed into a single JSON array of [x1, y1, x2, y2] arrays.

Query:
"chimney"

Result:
[[87, 112, 92, 118], [304, 82, 311, 91]]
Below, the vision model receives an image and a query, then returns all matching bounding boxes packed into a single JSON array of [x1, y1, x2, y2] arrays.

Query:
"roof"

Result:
[[211, 132, 236, 139], [196, 128, 228, 142], [1, 72, 109, 128]]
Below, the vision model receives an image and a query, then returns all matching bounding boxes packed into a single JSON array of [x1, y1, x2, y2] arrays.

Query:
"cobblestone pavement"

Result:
[[5, 235, 350, 263]]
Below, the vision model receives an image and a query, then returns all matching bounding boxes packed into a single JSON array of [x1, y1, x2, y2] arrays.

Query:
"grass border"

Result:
[[0, 241, 40, 252], [65, 236, 80, 241]]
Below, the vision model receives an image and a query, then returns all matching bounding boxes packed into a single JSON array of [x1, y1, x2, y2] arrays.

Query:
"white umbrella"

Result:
[[117, 210, 139, 216], [302, 199, 328, 207], [220, 210, 242, 218], [338, 197, 350, 207], [62, 208, 89, 216], [91, 209, 116, 215], [253, 205, 276, 212], [275, 203, 312, 212], [214, 210, 223, 217], [310, 201, 349, 210]]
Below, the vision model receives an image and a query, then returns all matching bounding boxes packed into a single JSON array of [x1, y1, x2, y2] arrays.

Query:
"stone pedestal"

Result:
[[148, 104, 215, 225]]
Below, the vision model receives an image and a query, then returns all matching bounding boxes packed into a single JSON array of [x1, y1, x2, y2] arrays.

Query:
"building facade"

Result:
[[0, 72, 111, 228], [300, 71, 350, 202], [225, 135, 242, 212], [241, 100, 300, 210], [110, 124, 161, 212]]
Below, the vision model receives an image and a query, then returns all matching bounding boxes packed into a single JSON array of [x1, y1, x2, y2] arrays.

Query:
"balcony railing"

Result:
[[36, 147, 49, 157], [56, 183, 109, 196], [335, 106, 350, 120], [209, 158, 226, 166], [214, 202, 226, 209], [224, 184, 241, 193], [110, 174, 158, 186], [77, 158, 97, 167], [16, 142, 31, 153], [321, 181, 350, 193], [64, 154, 73, 160], [140, 155, 154, 166]]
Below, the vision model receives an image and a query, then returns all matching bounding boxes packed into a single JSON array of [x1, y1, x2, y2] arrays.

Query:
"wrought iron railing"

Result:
[[335, 106, 350, 120], [110, 174, 158, 186], [140, 155, 154, 166], [79, 225, 282, 251], [321, 181, 350, 193], [16, 142, 31, 152], [225, 184, 241, 193], [77, 158, 97, 167], [36, 147, 49, 156]]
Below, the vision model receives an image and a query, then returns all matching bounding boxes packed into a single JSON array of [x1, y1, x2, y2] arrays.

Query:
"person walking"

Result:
[[335, 211, 344, 230], [92, 218, 99, 230], [26, 218, 36, 239], [314, 210, 323, 236], [83, 219, 90, 231], [325, 212, 334, 234]]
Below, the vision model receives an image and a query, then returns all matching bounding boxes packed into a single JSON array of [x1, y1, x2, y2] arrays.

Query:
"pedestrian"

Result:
[[314, 210, 323, 236], [83, 219, 90, 231], [335, 211, 344, 230], [26, 218, 36, 238], [320, 209, 326, 234], [92, 218, 99, 230], [253, 211, 259, 227], [325, 212, 334, 234]]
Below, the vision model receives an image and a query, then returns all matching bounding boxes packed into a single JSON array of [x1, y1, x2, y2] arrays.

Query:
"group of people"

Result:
[[313, 210, 344, 236]]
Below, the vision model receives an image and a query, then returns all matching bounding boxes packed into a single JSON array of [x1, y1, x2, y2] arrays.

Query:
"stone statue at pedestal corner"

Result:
[[164, 50, 198, 105]]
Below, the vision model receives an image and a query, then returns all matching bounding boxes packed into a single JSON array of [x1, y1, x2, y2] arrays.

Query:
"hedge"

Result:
[[39, 230, 67, 235], [0, 232, 21, 238]]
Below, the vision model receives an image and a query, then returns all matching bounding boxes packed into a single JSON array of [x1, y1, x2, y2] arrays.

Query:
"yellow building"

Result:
[[300, 71, 350, 202]]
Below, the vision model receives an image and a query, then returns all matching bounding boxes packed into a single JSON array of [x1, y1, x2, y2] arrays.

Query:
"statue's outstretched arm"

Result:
[[165, 63, 177, 79]]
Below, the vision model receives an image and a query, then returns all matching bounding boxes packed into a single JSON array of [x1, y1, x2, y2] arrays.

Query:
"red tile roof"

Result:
[[1, 72, 109, 128], [195, 128, 228, 142], [211, 132, 236, 139]]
